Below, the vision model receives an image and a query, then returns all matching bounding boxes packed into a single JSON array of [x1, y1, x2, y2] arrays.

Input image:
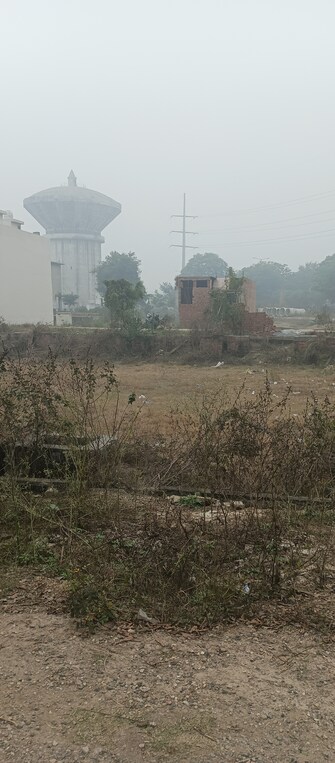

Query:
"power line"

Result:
[[201, 213, 335, 235], [196, 225, 335, 248], [199, 188, 335, 218], [170, 193, 198, 270], [200, 215, 335, 236]]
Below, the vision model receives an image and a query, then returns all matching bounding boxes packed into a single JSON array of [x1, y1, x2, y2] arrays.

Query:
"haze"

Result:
[[1, 0, 335, 291]]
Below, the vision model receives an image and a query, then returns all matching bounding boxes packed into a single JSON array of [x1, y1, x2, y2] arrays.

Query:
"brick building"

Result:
[[175, 275, 256, 329]]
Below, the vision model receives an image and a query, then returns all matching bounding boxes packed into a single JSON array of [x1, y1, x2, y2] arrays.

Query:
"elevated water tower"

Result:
[[24, 171, 121, 307]]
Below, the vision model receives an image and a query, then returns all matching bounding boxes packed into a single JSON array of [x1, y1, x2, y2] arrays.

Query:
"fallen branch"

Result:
[[193, 726, 218, 744]]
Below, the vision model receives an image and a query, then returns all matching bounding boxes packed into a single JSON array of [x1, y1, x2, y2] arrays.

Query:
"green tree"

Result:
[[96, 252, 141, 296], [104, 279, 145, 333], [314, 254, 335, 305], [181, 252, 229, 277], [146, 282, 176, 318], [286, 262, 319, 309], [61, 293, 78, 309], [241, 261, 291, 307], [208, 268, 246, 334]]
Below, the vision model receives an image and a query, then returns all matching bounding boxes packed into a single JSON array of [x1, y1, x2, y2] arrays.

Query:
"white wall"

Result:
[[0, 224, 53, 324]]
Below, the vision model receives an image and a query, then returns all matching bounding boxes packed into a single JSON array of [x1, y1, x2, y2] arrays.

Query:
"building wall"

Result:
[[176, 276, 257, 329], [51, 261, 62, 309], [48, 234, 102, 308], [242, 279, 256, 312], [0, 221, 53, 324], [176, 277, 213, 329]]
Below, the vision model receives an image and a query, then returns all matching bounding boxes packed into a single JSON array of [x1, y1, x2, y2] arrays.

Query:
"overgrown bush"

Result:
[[0, 354, 335, 630], [0, 352, 146, 490], [157, 378, 335, 499]]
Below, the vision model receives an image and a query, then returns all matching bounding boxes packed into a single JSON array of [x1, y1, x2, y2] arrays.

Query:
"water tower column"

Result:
[[48, 233, 104, 308]]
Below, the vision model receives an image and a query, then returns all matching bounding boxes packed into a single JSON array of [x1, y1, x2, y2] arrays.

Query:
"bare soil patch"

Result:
[[1, 595, 335, 763]]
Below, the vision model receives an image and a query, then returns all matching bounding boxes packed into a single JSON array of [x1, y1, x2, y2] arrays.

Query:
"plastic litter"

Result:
[[137, 608, 158, 625]]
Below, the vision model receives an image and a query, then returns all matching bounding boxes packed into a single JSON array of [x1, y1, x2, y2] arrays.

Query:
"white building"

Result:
[[0, 210, 53, 325]]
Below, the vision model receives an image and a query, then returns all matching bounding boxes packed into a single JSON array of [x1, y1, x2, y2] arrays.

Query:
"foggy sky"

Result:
[[2, 0, 335, 291]]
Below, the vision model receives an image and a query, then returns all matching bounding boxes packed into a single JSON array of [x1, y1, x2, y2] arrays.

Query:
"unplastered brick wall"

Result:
[[177, 275, 259, 329], [177, 278, 213, 328], [244, 312, 275, 335]]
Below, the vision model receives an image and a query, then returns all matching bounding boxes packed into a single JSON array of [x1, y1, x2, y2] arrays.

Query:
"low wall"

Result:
[[1, 326, 335, 365]]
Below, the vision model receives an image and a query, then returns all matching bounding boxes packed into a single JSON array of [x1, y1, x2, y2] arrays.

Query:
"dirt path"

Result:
[[1, 605, 335, 763]]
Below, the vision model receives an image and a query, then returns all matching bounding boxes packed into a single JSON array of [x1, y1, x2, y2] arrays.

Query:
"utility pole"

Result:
[[170, 193, 198, 271]]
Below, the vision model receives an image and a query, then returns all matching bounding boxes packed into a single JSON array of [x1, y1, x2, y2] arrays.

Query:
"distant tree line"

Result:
[[93, 249, 335, 331], [241, 256, 335, 310], [180, 251, 335, 310]]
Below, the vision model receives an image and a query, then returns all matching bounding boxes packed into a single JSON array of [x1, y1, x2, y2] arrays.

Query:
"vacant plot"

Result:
[[1, 358, 335, 761], [114, 362, 335, 433]]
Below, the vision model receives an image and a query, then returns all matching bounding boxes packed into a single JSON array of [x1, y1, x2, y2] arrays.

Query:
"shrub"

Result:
[[0, 357, 335, 631]]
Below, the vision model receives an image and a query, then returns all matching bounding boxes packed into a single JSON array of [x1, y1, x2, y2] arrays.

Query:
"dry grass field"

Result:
[[114, 362, 335, 434]]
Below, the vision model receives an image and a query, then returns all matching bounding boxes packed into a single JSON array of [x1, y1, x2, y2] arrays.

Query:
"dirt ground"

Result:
[[1, 579, 335, 763]]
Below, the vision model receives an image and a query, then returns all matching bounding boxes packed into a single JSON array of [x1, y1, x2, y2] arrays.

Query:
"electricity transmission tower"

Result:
[[170, 193, 198, 270]]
